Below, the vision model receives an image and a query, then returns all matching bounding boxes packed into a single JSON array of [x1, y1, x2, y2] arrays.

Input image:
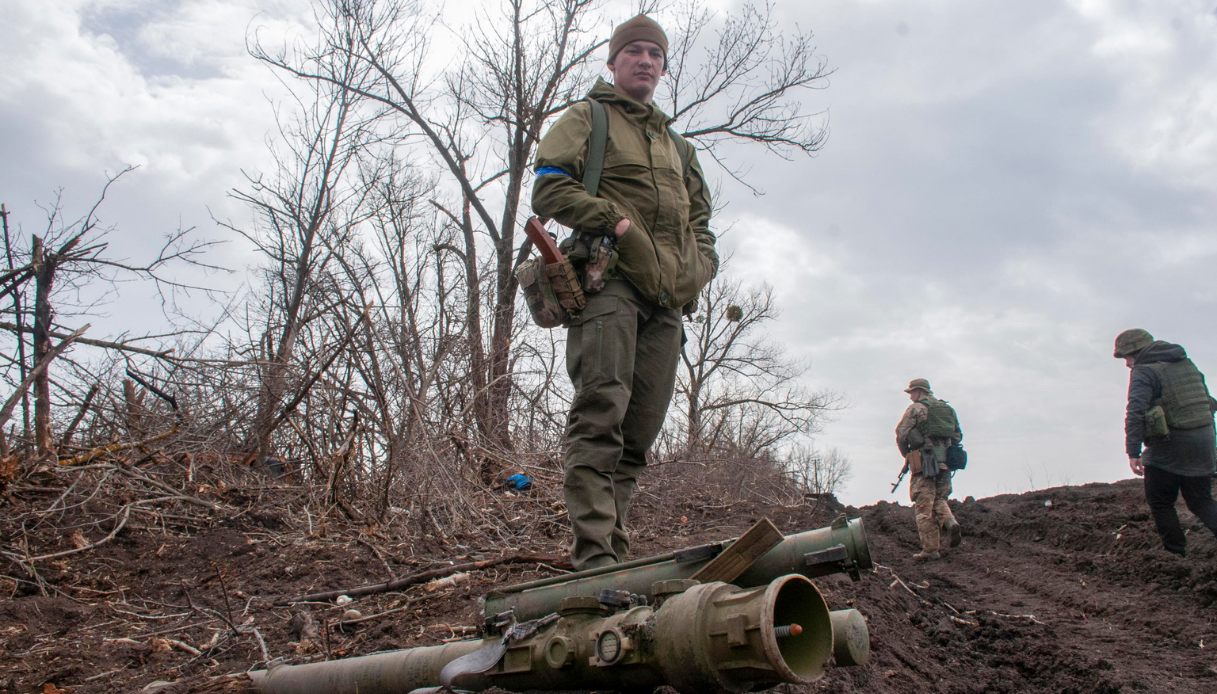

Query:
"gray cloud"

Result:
[[711, 1, 1217, 504], [2, 0, 1213, 506]]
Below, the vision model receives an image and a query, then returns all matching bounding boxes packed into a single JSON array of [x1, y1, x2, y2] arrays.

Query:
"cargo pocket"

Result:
[[566, 295, 620, 389]]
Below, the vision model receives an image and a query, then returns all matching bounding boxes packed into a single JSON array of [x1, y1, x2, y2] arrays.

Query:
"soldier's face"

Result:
[[608, 40, 666, 103], [1124, 356, 1135, 368]]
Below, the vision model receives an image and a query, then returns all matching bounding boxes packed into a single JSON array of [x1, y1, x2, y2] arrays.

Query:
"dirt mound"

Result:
[[3, 472, 1216, 693], [819, 481, 1217, 694]]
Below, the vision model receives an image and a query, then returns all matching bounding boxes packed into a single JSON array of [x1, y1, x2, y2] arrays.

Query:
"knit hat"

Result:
[[608, 14, 668, 64]]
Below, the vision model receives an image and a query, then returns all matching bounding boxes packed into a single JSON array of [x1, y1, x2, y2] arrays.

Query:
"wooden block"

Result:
[[690, 518, 784, 584]]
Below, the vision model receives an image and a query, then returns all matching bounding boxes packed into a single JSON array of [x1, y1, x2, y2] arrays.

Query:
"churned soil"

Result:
[[2, 473, 1215, 694]]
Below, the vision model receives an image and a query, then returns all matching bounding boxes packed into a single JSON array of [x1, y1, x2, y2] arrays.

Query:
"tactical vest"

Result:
[[1145, 359, 1213, 431], [918, 397, 958, 439]]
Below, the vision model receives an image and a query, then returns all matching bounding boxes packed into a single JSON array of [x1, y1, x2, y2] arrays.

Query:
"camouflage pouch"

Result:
[[582, 234, 618, 294], [516, 257, 586, 329], [922, 443, 948, 477], [546, 260, 586, 314], [559, 233, 619, 294], [1145, 404, 1169, 439]]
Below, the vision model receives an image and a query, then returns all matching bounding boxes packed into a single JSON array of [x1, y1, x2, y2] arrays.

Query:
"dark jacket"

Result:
[[531, 79, 718, 309], [1125, 340, 1217, 476]]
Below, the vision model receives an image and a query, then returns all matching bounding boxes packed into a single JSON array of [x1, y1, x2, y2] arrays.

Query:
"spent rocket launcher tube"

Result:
[[250, 574, 843, 694], [481, 516, 871, 624], [248, 640, 484, 694]]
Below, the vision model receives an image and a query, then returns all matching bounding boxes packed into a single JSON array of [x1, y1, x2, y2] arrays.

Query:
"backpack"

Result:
[[1144, 359, 1214, 431], [920, 397, 966, 472], [946, 443, 968, 471], [919, 397, 959, 439]]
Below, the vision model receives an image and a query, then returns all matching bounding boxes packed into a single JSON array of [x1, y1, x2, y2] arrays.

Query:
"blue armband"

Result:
[[535, 166, 573, 178]]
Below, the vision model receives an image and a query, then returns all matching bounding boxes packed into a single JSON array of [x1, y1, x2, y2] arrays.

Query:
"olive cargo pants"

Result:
[[910, 471, 957, 553], [564, 280, 682, 570]]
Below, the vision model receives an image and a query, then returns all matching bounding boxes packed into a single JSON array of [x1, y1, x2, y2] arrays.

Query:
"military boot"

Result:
[[944, 519, 963, 548], [912, 550, 940, 562]]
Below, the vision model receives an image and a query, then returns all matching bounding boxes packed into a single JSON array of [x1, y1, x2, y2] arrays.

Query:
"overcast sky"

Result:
[[2, 0, 1215, 507]]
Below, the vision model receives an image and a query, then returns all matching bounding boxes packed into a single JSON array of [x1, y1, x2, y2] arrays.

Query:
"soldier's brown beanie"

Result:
[[608, 14, 668, 64]]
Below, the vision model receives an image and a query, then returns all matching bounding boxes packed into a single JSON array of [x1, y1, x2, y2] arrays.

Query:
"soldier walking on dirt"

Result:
[[895, 378, 964, 561], [1113, 329, 1217, 556], [531, 15, 719, 570]]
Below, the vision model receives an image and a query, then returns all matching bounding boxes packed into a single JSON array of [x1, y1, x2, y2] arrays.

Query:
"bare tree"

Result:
[[249, 0, 832, 479], [784, 444, 850, 497], [674, 275, 838, 457], [662, 0, 830, 189], [0, 171, 219, 458], [223, 18, 381, 467], [323, 157, 476, 519]]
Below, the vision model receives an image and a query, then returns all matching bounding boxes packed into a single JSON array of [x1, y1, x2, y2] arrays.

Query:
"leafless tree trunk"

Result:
[[0, 203, 33, 439], [244, 0, 832, 486], [323, 160, 462, 517], [226, 22, 379, 466], [30, 235, 54, 454], [785, 444, 851, 497], [676, 276, 838, 456], [0, 171, 219, 460]]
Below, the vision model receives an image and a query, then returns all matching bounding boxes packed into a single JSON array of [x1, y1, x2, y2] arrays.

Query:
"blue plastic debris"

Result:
[[505, 473, 532, 491]]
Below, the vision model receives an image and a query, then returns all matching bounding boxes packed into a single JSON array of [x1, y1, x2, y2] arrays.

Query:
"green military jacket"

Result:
[[531, 78, 718, 310]]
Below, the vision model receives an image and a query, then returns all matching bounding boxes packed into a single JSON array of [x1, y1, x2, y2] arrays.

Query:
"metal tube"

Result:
[[250, 575, 840, 694], [482, 517, 871, 623], [249, 640, 484, 694], [828, 609, 870, 667]]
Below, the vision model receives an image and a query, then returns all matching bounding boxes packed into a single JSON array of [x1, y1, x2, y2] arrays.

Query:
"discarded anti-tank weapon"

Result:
[[891, 462, 909, 493], [481, 514, 872, 624], [249, 516, 874, 694]]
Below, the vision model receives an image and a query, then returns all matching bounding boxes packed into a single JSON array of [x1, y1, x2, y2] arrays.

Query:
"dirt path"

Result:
[[812, 481, 1217, 693], [3, 476, 1215, 693]]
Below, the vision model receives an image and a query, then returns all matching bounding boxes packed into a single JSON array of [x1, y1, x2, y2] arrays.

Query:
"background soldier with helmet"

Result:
[[895, 378, 964, 561], [1113, 328, 1217, 556]]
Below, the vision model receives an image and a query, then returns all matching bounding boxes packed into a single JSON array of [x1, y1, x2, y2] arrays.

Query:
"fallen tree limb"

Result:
[[0, 320, 174, 358], [277, 553, 570, 606], [27, 504, 130, 562], [57, 424, 179, 467], [0, 325, 88, 434]]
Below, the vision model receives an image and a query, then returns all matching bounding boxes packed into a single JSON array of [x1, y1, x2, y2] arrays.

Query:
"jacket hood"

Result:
[[1134, 340, 1187, 365], [588, 78, 672, 124]]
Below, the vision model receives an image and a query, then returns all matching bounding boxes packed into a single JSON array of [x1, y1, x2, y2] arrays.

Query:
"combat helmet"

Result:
[[1113, 328, 1153, 358]]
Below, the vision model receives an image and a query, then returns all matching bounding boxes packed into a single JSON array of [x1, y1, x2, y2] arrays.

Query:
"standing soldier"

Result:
[[895, 378, 963, 561], [1113, 329, 1217, 556], [531, 15, 719, 570]]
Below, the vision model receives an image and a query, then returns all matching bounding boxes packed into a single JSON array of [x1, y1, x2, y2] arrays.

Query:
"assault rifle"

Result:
[[890, 462, 909, 493], [523, 216, 563, 265]]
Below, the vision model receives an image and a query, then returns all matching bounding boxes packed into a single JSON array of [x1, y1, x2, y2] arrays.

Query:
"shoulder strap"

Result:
[[668, 126, 690, 178], [582, 99, 608, 197], [582, 101, 690, 193]]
